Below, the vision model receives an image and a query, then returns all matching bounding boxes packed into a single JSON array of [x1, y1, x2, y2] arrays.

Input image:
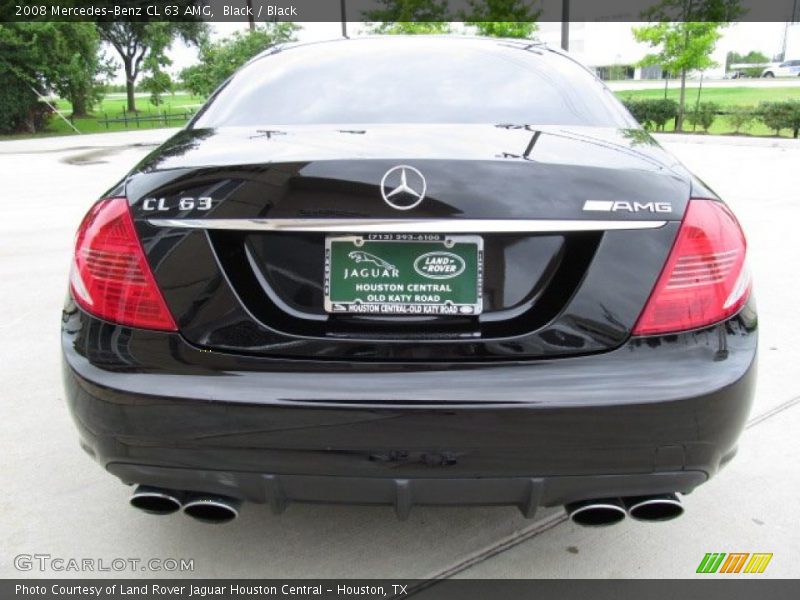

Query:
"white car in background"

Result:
[[761, 60, 800, 77]]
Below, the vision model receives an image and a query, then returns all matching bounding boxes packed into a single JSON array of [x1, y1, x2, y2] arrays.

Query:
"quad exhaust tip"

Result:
[[129, 485, 184, 515], [566, 494, 684, 526], [566, 498, 627, 527], [182, 493, 241, 524], [624, 493, 684, 522], [130, 486, 241, 524], [129, 485, 681, 525]]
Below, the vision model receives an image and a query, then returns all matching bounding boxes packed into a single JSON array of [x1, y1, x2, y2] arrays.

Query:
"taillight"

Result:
[[633, 199, 751, 336], [69, 197, 177, 331]]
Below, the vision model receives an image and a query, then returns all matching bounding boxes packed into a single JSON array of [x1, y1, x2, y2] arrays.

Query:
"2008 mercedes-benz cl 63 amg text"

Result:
[[62, 37, 756, 526]]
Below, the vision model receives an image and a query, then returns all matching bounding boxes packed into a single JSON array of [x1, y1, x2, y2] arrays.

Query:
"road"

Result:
[[1, 129, 798, 579]]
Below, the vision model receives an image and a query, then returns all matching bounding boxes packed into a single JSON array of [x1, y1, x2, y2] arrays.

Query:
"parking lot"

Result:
[[1, 129, 798, 579]]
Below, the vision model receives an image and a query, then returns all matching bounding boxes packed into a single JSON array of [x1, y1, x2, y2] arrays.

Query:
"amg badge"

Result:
[[583, 200, 673, 213]]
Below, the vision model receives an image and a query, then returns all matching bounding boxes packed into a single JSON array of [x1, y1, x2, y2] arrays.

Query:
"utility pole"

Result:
[[341, 0, 348, 38], [246, 0, 255, 31], [781, 0, 799, 60], [561, 0, 570, 51], [780, 22, 791, 61]]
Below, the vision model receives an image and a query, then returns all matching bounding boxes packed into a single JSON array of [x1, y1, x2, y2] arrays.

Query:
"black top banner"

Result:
[[0, 0, 799, 23]]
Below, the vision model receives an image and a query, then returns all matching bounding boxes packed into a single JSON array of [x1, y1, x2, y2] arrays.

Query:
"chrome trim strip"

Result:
[[147, 218, 668, 233]]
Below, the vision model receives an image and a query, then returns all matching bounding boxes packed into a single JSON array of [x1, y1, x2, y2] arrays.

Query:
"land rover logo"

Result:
[[414, 252, 465, 280]]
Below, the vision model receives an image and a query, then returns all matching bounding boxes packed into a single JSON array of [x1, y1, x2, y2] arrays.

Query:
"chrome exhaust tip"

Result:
[[565, 498, 627, 527], [182, 493, 241, 524], [623, 493, 684, 522], [129, 485, 184, 515]]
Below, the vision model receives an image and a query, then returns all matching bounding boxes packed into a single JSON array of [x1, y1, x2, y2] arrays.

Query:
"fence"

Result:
[[97, 108, 196, 129]]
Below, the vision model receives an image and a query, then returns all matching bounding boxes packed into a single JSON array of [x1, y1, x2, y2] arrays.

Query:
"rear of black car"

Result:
[[62, 37, 756, 525]]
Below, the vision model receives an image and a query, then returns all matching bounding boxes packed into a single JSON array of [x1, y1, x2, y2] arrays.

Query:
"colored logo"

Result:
[[696, 553, 773, 574], [413, 251, 466, 280]]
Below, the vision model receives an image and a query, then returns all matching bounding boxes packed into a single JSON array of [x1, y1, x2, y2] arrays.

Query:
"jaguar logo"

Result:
[[414, 252, 465, 280], [348, 251, 397, 271], [344, 251, 399, 280]]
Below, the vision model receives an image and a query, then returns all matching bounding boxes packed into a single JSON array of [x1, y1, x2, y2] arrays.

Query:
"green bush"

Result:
[[759, 102, 787, 135], [759, 101, 800, 138], [786, 101, 800, 139], [726, 106, 756, 133], [686, 102, 719, 132], [622, 98, 646, 124], [622, 98, 678, 131]]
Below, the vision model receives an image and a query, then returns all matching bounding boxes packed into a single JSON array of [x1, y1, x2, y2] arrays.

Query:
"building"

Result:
[[536, 22, 666, 80], [535, 22, 800, 80]]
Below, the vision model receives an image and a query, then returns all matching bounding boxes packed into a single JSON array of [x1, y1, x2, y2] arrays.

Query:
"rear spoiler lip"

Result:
[[146, 218, 669, 234]]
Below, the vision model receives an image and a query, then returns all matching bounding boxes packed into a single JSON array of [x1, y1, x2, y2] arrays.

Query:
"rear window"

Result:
[[192, 38, 633, 128]]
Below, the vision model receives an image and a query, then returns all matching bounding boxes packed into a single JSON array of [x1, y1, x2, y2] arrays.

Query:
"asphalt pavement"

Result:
[[1, 128, 797, 579]]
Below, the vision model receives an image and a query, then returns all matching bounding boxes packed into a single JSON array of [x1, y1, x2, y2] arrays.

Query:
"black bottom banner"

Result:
[[4, 580, 800, 600]]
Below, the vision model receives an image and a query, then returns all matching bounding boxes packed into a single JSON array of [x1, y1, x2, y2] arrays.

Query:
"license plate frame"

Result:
[[324, 234, 484, 316]]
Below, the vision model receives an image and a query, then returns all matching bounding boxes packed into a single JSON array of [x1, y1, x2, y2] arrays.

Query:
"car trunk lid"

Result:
[[127, 124, 689, 360]]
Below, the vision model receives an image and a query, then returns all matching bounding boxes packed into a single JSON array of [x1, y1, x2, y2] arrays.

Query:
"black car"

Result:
[[62, 37, 756, 526]]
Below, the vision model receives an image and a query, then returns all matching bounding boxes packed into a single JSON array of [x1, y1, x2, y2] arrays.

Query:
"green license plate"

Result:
[[324, 234, 484, 316]]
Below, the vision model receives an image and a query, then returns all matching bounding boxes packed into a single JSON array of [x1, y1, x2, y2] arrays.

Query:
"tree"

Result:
[[139, 68, 173, 107], [463, 0, 540, 38], [0, 76, 43, 134], [181, 23, 299, 98], [633, 0, 741, 131], [365, 0, 452, 34], [48, 24, 112, 117], [634, 22, 722, 132], [0, 22, 108, 131], [0, 23, 52, 132], [98, 21, 206, 113]]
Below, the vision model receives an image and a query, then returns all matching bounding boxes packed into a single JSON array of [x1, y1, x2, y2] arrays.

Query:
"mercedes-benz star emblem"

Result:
[[380, 165, 427, 211]]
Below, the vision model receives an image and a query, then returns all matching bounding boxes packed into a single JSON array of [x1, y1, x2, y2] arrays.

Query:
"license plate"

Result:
[[324, 234, 483, 316]]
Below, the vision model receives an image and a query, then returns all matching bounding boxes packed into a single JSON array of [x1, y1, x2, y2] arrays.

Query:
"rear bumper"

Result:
[[61, 300, 757, 515], [107, 464, 706, 519]]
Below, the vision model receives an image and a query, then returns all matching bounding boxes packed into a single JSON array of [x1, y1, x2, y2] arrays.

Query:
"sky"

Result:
[[107, 21, 800, 85], [108, 22, 357, 84]]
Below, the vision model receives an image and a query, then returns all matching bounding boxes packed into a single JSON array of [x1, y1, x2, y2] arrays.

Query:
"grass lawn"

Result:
[[3, 86, 799, 140], [614, 86, 800, 106], [11, 93, 205, 138], [614, 86, 800, 138], [636, 118, 785, 137]]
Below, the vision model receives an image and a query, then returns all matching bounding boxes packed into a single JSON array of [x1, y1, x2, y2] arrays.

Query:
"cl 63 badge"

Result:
[[141, 197, 213, 212]]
